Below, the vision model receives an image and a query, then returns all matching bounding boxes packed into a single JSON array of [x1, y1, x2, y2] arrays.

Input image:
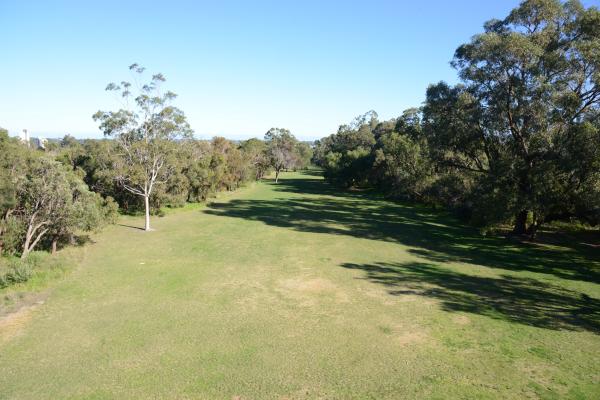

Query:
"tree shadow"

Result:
[[72, 234, 95, 246], [117, 223, 145, 231], [205, 176, 600, 284], [340, 261, 600, 333], [293, 168, 324, 178]]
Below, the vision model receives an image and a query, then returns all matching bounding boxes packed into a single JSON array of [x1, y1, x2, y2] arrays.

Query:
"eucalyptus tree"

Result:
[[423, 0, 600, 236], [314, 111, 378, 187], [372, 109, 433, 201], [179, 140, 213, 202], [17, 159, 102, 258], [56, 134, 84, 171], [241, 138, 270, 180], [264, 128, 297, 183], [93, 64, 193, 231], [294, 142, 313, 170], [0, 129, 25, 255], [17, 159, 66, 257], [46, 171, 118, 254]]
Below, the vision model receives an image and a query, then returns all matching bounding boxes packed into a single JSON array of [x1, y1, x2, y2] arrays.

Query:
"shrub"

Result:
[[0, 252, 53, 289]]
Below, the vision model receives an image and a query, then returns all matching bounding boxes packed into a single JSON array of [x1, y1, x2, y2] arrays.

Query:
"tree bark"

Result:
[[526, 212, 541, 240], [22, 226, 34, 258], [21, 226, 49, 259], [51, 237, 58, 254], [513, 209, 528, 235], [144, 195, 151, 231]]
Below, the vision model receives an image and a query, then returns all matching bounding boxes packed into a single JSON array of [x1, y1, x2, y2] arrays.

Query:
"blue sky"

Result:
[[1, 0, 597, 140]]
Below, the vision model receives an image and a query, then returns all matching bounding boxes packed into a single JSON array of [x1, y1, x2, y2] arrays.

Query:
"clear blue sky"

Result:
[[1, 0, 597, 140]]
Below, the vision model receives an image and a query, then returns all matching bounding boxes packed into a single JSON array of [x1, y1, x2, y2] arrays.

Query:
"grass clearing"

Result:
[[0, 170, 598, 399]]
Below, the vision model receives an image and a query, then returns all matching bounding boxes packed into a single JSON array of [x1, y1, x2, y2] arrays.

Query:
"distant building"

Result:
[[31, 136, 48, 150], [19, 129, 30, 145], [19, 129, 48, 150]]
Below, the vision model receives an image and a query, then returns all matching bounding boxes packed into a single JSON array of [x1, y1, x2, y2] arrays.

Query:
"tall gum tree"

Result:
[[93, 64, 193, 231], [424, 0, 600, 236], [264, 128, 297, 183]]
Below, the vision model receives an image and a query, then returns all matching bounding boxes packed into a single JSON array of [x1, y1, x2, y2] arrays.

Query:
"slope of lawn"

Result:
[[0, 170, 599, 399]]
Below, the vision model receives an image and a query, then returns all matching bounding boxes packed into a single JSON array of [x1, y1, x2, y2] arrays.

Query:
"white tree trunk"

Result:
[[144, 195, 151, 231], [21, 226, 49, 259]]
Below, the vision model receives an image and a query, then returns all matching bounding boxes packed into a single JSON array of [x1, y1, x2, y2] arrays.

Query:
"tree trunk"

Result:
[[526, 212, 541, 240], [527, 223, 540, 240], [51, 237, 58, 255], [513, 209, 528, 235], [275, 169, 280, 183], [21, 226, 48, 259], [144, 195, 151, 231], [22, 231, 33, 259]]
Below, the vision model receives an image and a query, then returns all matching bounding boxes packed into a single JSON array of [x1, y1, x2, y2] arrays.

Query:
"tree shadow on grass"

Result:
[[340, 261, 600, 333], [117, 223, 145, 231], [205, 176, 600, 284]]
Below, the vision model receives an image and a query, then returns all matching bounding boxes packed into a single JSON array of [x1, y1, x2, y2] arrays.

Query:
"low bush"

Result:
[[0, 252, 56, 289]]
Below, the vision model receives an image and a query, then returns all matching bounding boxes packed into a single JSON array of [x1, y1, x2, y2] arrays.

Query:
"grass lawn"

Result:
[[0, 170, 599, 399]]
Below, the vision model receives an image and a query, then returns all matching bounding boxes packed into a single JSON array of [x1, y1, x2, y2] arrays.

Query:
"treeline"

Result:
[[0, 130, 118, 260], [55, 134, 311, 214], [0, 130, 311, 260], [314, 0, 600, 237]]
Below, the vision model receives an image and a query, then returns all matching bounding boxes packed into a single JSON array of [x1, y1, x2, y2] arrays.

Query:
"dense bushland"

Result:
[[0, 130, 117, 259], [314, 0, 600, 237], [55, 134, 311, 215], [0, 127, 311, 263]]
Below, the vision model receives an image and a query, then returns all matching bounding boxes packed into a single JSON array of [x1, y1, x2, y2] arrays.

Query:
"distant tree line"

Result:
[[54, 133, 311, 218], [0, 130, 311, 258], [0, 127, 311, 259], [314, 0, 600, 237]]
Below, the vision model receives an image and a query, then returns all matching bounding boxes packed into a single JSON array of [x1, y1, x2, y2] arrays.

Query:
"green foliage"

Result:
[[0, 252, 49, 288], [0, 258, 33, 288], [0, 133, 117, 260], [373, 131, 432, 201], [294, 141, 314, 170], [15, 158, 112, 256], [264, 127, 300, 182], [314, 111, 378, 187], [314, 0, 600, 237], [439, 0, 600, 234], [56, 134, 267, 213], [240, 138, 271, 180]]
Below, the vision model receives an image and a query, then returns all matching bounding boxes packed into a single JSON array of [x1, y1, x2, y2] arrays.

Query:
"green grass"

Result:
[[1, 170, 599, 399]]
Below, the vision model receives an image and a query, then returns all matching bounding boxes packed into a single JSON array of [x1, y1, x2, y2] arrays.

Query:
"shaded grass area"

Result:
[[0, 170, 598, 399], [207, 170, 600, 285], [340, 261, 600, 333], [206, 170, 600, 335]]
